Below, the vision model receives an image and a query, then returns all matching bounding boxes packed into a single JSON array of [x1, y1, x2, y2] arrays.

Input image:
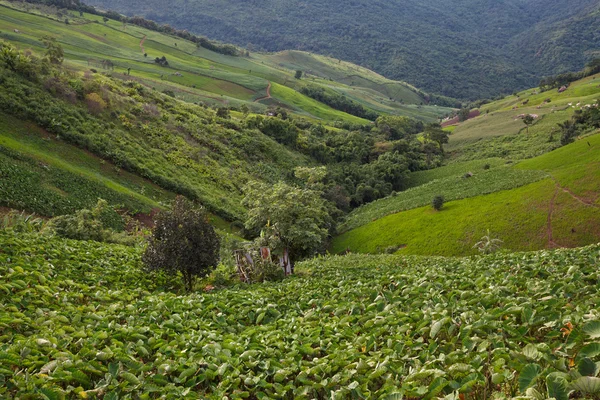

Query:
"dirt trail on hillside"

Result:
[[553, 178, 599, 209], [254, 81, 272, 103], [546, 186, 560, 248], [140, 35, 146, 54], [545, 175, 599, 249]]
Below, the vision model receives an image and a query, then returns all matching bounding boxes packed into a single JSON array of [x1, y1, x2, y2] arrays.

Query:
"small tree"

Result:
[[143, 197, 220, 292], [41, 36, 64, 65], [458, 108, 470, 122], [432, 195, 444, 211], [523, 114, 534, 133], [295, 70, 303, 79], [103, 17, 109, 24]]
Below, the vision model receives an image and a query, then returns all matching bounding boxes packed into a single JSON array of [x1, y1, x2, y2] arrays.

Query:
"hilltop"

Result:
[[85, 0, 600, 99]]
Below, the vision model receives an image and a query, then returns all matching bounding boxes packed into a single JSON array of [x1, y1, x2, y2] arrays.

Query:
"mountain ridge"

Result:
[[84, 0, 600, 99]]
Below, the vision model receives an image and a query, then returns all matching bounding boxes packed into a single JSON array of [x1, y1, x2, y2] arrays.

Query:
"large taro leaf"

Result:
[[570, 377, 600, 394], [578, 357, 600, 377], [582, 321, 600, 339], [518, 363, 541, 392], [546, 374, 569, 400]]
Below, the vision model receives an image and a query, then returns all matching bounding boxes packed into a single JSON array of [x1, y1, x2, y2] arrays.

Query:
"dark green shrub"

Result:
[[432, 195, 444, 211], [143, 197, 220, 291]]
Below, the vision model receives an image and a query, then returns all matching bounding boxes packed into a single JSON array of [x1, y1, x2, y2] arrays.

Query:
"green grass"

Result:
[[2, 231, 599, 398], [333, 134, 600, 255], [338, 165, 547, 233]]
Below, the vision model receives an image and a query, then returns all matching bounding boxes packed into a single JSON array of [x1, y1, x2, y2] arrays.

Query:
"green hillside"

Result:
[[447, 72, 600, 161], [86, 0, 600, 99], [332, 133, 600, 256], [0, 2, 453, 122]]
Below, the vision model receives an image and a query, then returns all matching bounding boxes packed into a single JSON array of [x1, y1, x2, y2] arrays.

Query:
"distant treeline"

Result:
[[299, 85, 379, 121], [539, 59, 600, 92], [12, 0, 239, 56]]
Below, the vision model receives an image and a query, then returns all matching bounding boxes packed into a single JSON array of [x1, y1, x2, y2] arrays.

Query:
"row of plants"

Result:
[[1, 231, 599, 398]]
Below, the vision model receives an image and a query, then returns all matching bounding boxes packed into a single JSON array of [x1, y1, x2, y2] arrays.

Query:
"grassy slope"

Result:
[[0, 3, 450, 123], [446, 73, 600, 160], [2, 231, 599, 398], [332, 133, 600, 256]]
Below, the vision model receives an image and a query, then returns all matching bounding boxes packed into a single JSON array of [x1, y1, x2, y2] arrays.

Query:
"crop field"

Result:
[[0, 114, 173, 216], [2, 231, 600, 399], [338, 166, 547, 233], [269, 83, 370, 124], [333, 133, 600, 255]]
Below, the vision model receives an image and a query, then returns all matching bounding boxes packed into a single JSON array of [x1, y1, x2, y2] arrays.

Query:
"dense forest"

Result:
[[82, 0, 600, 100]]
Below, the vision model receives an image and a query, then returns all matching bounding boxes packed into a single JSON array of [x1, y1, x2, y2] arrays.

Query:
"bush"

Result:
[[48, 199, 123, 242], [432, 195, 444, 211], [142, 196, 220, 291]]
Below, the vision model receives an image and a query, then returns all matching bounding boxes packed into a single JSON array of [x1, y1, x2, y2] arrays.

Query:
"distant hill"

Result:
[[85, 0, 600, 100]]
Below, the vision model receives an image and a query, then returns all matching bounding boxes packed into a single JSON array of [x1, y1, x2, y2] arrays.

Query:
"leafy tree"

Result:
[[103, 16, 109, 24], [295, 70, 303, 79], [458, 108, 470, 122], [41, 36, 64, 65], [423, 123, 449, 153], [143, 196, 220, 292], [242, 181, 332, 261], [523, 114, 534, 133], [216, 107, 230, 119], [559, 120, 577, 146]]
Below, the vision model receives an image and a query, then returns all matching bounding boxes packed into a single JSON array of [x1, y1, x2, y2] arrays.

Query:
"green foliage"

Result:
[[1, 230, 600, 397], [458, 108, 470, 122], [431, 195, 444, 211], [294, 70, 302, 79], [242, 181, 332, 259], [41, 35, 63, 65], [48, 199, 128, 243], [1, 211, 47, 233], [472, 229, 503, 254], [143, 196, 220, 291]]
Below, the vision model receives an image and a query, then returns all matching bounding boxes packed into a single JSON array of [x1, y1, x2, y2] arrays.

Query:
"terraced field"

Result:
[[0, 2, 453, 123]]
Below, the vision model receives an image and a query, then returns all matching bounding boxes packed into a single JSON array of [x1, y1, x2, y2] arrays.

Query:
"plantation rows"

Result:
[[1, 232, 600, 398], [0, 146, 154, 217]]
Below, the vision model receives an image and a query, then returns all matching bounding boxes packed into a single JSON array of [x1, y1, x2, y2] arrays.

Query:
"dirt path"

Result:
[[254, 81, 272, 103], [546, 186, 560, 248], [554, 179, 599, 208], [139, 35, 146, 54]]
